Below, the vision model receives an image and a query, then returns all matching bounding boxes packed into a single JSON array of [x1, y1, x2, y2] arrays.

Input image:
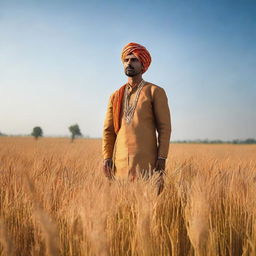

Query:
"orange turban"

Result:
[[121, 42, 152, 74]]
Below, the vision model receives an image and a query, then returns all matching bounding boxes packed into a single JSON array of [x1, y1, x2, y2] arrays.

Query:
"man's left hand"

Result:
[[155, 158, 166, 195], [155, 158, 166, 173]]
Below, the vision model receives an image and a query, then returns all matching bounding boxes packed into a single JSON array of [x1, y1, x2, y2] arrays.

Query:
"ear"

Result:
[[141, 63, 145, 73]]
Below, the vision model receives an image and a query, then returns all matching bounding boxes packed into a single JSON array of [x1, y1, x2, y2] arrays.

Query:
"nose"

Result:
[[127, 60, 134, 69]]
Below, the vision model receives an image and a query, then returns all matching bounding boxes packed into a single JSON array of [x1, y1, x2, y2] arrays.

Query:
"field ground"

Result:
[[0, 137, 256, 256]]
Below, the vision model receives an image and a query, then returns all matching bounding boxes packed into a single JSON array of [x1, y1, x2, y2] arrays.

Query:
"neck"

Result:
[[127, 74, 143, 87]]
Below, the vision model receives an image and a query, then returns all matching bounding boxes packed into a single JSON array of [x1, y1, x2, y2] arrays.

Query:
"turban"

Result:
[[121, 42, 151, 74]]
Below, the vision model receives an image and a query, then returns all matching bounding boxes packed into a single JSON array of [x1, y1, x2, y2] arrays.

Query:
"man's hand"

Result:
[[155, 158, 166, 195], [103, 158, 113, 179], [155, 158, 166, 173]]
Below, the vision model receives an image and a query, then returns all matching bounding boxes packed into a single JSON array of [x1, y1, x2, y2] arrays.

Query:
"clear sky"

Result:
[[0, 0, 255, 140]]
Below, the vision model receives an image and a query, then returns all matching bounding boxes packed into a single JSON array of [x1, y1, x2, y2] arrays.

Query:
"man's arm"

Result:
[[102, 93, 117, 160], [152, 87, 172, 159]]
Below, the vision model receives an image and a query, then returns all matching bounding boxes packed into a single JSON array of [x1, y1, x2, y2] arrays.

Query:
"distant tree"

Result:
[[31, 126, 43, 140], [69, 124, 82, 142], [244, 138, 256, 144]]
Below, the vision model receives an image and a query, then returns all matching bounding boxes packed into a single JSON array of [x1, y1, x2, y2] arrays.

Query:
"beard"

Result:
[[125, 67, 141, 77]]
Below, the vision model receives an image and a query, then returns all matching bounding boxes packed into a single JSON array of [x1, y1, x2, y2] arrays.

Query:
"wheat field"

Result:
[[0, 137, 255, 256]]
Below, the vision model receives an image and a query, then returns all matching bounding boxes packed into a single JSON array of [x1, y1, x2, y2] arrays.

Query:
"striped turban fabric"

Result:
[[121, 42, 152, 74]]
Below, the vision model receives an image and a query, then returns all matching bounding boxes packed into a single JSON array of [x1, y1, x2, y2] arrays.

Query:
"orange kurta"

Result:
[[102, 82, 171, 180]]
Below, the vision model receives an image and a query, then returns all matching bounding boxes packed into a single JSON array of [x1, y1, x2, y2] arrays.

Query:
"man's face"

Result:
[[123, 53, 143, 77]]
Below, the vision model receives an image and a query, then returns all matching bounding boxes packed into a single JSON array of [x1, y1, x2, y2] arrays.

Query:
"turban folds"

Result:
[[121, 42, 151, 74]]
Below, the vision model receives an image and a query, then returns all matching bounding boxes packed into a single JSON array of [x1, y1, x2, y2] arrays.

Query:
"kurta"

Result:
[[102, 82, 171, 180]]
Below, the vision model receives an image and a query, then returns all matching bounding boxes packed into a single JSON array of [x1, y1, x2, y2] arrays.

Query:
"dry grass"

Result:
[[0, 137, 255, 256]]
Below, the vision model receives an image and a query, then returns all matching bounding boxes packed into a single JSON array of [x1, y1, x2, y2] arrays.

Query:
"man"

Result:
[[102, 42, 171, 186]]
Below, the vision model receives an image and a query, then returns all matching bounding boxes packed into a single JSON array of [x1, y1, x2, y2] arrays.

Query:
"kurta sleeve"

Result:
[[102, 93, 117, 159], [152, 87, 172, 159]]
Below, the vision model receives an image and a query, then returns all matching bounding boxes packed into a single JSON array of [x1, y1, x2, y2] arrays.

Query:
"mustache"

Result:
[[126, 65, 134, 70]]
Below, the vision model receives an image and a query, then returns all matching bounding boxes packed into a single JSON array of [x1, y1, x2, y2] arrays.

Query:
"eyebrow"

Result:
[[124, 57, 139, 61]]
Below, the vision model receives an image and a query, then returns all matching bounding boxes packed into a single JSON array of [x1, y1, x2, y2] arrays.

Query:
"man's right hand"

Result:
[[103, 158, 113, 179]]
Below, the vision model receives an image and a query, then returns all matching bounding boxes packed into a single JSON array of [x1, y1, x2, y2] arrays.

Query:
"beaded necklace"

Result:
[[123, 79, 146, 124]]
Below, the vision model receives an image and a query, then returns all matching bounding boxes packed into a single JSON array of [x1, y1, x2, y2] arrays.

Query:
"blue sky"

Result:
[[0, 0, 255, 140]]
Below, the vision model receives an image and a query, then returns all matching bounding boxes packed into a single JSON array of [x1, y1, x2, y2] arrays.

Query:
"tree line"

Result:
[[172, 138, 256, 144], [1, 129, 255, 144], [31, 124, 82, 142], [0, 124, 82, 142]]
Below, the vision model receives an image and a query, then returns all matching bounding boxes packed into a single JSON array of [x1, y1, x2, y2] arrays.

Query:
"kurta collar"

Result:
[[126, 83, 138, 92]]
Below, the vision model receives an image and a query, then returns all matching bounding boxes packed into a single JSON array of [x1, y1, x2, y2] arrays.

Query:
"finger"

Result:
[[104, 161, 109, 168], [155, 160, 159, 170], [103, 165, 111, 177], [105, 169, 111, 178], [160, 161, 165, 170]]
